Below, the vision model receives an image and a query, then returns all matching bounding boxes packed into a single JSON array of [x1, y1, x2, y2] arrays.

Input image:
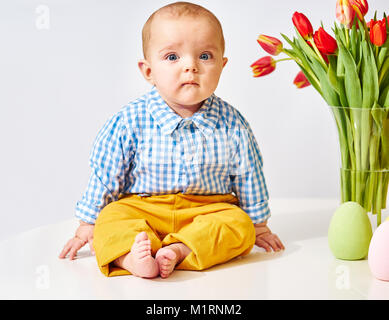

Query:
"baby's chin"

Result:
[[174, 97, 205, 109], [176, 89, 211, 104]]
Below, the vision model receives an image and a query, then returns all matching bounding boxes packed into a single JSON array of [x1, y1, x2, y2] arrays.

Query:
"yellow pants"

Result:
[[93, 193, 256, 277]]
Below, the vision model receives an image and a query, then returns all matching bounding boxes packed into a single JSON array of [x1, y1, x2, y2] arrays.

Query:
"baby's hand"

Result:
[[59, 221, 95, 260], [254, 223, 285, 253]]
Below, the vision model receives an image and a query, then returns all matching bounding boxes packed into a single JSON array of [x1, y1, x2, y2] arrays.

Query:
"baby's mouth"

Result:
[[182, 81, 199, 86]]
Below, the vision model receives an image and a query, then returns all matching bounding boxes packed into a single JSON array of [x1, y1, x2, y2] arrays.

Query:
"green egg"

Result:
[[328, 201, 373, 260]]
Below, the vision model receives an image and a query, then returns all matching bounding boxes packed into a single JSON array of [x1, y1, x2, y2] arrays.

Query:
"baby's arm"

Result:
[[60, 111, 133, 260], [59, 221, 95, 260], [254, 221, 284, 252]]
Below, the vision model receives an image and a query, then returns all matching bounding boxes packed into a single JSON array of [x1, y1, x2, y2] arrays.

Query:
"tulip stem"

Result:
[[308, 39, 328, 70], [275, 58, 294, 63]]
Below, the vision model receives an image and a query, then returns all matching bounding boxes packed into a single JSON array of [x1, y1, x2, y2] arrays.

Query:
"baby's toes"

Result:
[[134, 231, 148, 243], [136, 245, 151, 256], [160, 266, 171, 277], [138, 239, 151, 246], [138, 242, 151, 251], [161, 258, 172, 267], [130, 240, 149, 253], [158, 259, 168, 269]]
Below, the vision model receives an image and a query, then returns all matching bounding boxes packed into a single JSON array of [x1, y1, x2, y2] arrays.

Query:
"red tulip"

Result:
[[349, 0, 368, 21], [293, 71, 311, 88], [250, 56, 276, 77], [369, 17, 389, 29], [313, 27, 338, 55], [257, 35, 283, 56], [383, 17, 389, 28], [321, 53, 329, 64], [336, 0, 356, 28], [292, 12, 313, 40], [370, 19, 387, 46]]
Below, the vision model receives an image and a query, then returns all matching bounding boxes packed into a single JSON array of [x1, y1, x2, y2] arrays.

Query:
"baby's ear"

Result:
[[222, 57, 228, 68], [138, 59, 154, 85]]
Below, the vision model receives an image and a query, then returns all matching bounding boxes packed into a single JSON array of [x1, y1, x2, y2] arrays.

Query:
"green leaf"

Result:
[[280, 33, 323, 95], [293, 27, 324, 66], [369, 43, 380, 102], [381, 115, 389, 168], [337, 50, 345, 77], [361, 40, 379, 108], [338, 41, 362, 107], [333, 23, 346, 48], [378, 48, 388, 72], [338, 24, 347, 47], [298, 66, 323, 95], [379, 58, 389, 87], [350, 23, 357, 60], [372, 102, 385, 127], [309, 57, 340, 106], [356, 42, 363, 74], [281, 33, 322, 90], [328, 56, 339, 93], [379, 84, 389, 108], [328, 55, 348, 107]]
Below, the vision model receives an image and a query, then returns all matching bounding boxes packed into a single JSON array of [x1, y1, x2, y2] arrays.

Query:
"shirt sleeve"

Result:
[[229, 112, 271, 224], [75, 111, 134, 224]]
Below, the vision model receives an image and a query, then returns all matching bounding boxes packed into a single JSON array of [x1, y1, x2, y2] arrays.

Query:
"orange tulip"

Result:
[[349, 0, 368, 21], [313, 27, 338, 55], [370, 19, 387, 46], [292, 12, 313, 40], [336, 0, 356, 28], [293, 71, 311, 88], [257, 35, 283, 56], [250, 56, 276, 77]]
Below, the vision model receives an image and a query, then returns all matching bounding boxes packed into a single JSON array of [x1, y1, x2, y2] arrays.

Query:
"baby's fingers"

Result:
[[255, 238, 272, 252], [274, 235, 285, 251], [59, 239, 74, 259], [88, 238, 95, 255], [68, 238, 85, 260]]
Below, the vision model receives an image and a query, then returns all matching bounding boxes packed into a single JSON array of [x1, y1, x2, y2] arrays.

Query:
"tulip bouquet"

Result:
[[252, 0, 389, 225]]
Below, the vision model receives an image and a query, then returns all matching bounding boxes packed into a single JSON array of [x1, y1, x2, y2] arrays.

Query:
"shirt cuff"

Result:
[[75, 201, 98, 224], [241, 201, 271, 224]]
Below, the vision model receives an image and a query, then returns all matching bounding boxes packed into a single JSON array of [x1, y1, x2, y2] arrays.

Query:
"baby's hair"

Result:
[[141, 1, 225, 59]]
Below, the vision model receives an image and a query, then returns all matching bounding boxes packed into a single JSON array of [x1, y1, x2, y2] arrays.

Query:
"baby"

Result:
[[59, 1, 284, 278]]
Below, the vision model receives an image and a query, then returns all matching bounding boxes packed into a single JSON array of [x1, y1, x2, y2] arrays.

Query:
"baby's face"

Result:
[[140, 15, 227, 111]]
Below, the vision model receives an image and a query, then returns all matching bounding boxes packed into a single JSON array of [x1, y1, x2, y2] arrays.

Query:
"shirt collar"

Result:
[[146, 86, 219, 137]]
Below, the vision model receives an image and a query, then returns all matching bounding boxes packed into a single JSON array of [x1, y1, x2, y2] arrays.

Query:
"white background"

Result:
[[0, 0, 387, 240]]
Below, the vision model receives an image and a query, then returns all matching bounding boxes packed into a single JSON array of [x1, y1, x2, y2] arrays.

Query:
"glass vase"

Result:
[[330, 106, 389, 226]]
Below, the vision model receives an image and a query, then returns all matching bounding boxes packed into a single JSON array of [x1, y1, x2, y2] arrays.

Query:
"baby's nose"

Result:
[[184, 65, 198, 72], [183, 60, 198, 72]]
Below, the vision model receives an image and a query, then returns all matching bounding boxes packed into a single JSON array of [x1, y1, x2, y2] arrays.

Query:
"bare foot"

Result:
[[155, 243, 191, 278], [114, 231, 159, 278]]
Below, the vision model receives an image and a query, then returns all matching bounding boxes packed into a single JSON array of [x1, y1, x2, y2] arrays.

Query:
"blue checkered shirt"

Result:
[[75, 86, 271, 224]]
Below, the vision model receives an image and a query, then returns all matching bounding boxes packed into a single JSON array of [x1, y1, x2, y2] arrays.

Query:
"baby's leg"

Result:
[[113, 231, 159, 278], [155, 243, 191, 278]]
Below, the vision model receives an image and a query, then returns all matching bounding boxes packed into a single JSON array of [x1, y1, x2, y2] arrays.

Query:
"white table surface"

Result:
[[1, 198, 389, 300]]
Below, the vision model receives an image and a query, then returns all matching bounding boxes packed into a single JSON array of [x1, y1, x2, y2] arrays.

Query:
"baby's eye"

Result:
[[200, 53, 212, 60], [166, 54, 178, 61]]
